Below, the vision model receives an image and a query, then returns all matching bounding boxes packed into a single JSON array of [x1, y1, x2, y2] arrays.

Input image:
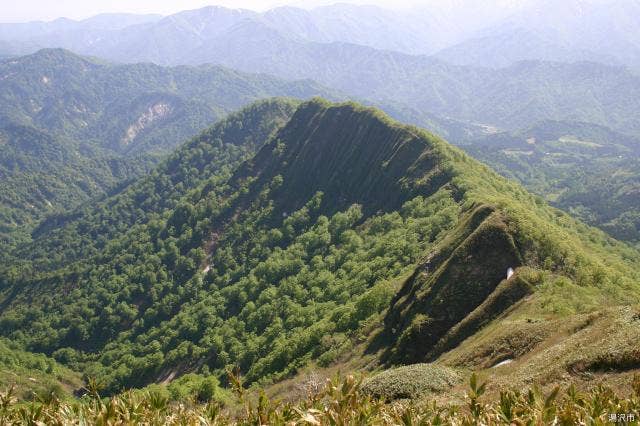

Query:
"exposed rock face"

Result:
[[121, 103, 172, 145]]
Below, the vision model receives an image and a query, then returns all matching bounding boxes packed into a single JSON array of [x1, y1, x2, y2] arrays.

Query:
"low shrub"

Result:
[[361, 363, 461, 400]]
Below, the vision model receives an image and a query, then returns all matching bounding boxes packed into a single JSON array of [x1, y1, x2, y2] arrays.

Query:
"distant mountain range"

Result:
[[178, 38, 640, 135], [1, 1, 638, 68], [435, 0, 640, 68], [3, 48, 640, 248], [0, 5, 438, 58], [1, 4, 639, 138], [1, 2, 640, 250], [0, 0, 640, 68]]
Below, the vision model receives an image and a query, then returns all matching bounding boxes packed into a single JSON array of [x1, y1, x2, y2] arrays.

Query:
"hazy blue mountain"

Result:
[[1, 1, 638, 69], [434, 27, 616, 68], [3, 6, 637, 136], [0, 5, 440, 58], [0, 14, 161, 49], [174, 32, 640, 136], [0, 38, 39, 56], [69, 13, 163, 30], [435, 0, 640, 68], [261, 4, 441, 54], [76, 7, 259, 65]]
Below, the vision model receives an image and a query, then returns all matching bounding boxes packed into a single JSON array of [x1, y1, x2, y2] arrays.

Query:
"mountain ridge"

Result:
[[0, 48, 337, 243], [1, 98, 637, 395]]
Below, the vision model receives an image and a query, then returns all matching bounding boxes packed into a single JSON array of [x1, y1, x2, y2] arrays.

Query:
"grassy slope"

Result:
[[381, 104, 640, 395], [0, 338, 81, 400]]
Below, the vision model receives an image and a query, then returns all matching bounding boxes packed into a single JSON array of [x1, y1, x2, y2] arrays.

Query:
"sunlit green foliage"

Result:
[[0, 337, 80, 401], [0, 373, 638, 425]]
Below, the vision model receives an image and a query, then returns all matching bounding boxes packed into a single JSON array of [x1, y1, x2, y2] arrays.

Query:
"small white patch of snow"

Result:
[[492, 359, 513, 368], [507, 267, 515, 280]]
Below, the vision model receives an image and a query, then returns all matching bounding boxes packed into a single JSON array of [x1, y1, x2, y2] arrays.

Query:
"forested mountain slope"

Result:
[[0, 49, 332, 154], [1, 99, 638, 396], [4, 99, 300, 269], [0, 123, 148, 243], [0, 49, 334, 244], [174, 34, 640, 136]]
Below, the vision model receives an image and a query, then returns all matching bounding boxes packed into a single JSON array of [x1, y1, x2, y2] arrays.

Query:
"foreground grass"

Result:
[[1, 373, 638, 425], [0, 338, 82, 401]]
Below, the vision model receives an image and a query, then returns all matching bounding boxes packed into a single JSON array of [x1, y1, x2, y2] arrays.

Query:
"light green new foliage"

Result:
[[84, 188, 460, 391]]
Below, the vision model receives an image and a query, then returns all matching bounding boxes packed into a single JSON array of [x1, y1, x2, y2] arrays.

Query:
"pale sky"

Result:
[[0, 0, 425, 23]]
